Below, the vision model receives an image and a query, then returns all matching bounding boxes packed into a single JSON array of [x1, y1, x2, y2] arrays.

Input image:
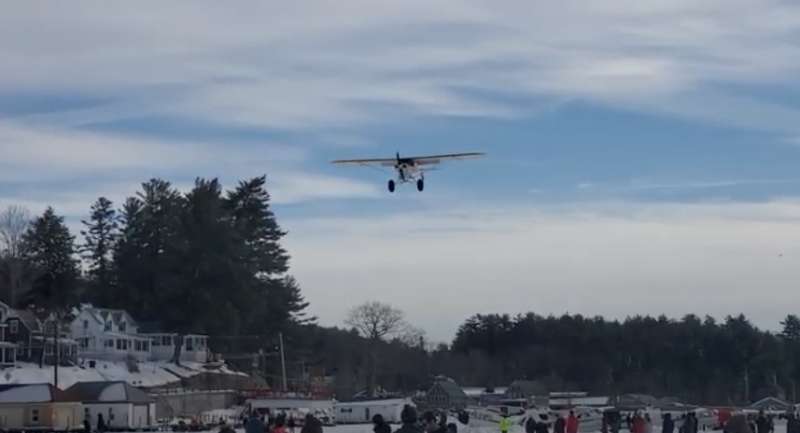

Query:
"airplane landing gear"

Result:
[[388, 179, 396, 193], [417, 178, 424, 192]]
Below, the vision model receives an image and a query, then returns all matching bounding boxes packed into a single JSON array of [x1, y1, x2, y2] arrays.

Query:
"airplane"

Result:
[[331, 151, 485, 192]]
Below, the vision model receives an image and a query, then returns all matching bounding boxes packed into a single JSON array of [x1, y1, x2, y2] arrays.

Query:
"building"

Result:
[[143, 333, 209, 363], [0, 383, 83, 431], [0, 302, 17, 367], [335, 398, 412, 424], [5, 310, 77, 366], [425, 377, 468, 410], [65, 381, 156, 430], [749, 396, 792, 413], [70, 305, 152, 362]]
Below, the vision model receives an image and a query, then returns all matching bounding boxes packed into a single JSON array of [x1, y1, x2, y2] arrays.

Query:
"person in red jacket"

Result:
[[632, 413, 646, 433], [566, 411, 579, 433]]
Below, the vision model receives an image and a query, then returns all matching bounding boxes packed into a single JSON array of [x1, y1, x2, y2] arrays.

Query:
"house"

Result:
[[0, 383, 83, 431], [5, 310, 77, 366], [64, 381, 156, 430], [142, 333, 209, 363], [749, 396, 792, 412], [70, 305, 152, 362], [507, 380, 548, 400], [0, 302, 17, 367], [335, 398, 412, 424], [424, 377, 468, 410]]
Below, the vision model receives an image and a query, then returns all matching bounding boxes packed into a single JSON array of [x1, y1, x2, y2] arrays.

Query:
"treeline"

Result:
[[448, 312, 800, 405], [0, 176, 309, 359]]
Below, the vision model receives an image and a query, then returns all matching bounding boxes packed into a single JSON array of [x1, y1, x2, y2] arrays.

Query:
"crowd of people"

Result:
[[240, 412, 324, 433]]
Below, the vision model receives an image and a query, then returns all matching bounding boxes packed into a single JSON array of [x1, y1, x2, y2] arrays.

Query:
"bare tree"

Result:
[[0, 205, 31, 307], [345, 301, 407, 397], [0, 205, 30, 258]]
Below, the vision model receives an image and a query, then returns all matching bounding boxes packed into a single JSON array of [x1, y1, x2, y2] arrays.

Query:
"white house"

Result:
[[142, 333, 209, 363], [70, 305, 152, 362], [0, 383, 83, 432], [65, 381, 156, 430], [335, 399, 412, 424]]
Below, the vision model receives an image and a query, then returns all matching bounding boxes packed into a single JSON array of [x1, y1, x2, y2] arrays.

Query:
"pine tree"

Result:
[[81, 197, 119, 304], [226, 176, 309, 332], [21, 207, 80, 311]]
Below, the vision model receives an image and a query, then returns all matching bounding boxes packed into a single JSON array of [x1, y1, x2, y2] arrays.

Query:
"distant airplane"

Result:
[[332, 152, 485, 192]]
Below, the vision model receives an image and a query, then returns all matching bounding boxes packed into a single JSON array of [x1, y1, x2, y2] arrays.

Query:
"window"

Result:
[[105, 339, 113, 348], [104, 322, 111, 332], [9, 321, 18, 335], [84, 407, 90, 421], [31, 409, 39, 423], [186, 338, 194, 352], [163, 336, 172, 346], [108, 408, 114, 421], [120, 322, 127, 333], [152, 337, 161, 347], [116, 339, 123, 350], [83, 320, 89, 330]]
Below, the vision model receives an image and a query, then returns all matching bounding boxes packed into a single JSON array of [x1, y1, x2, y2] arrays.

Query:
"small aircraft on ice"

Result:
[[332, 152, 485, 192]]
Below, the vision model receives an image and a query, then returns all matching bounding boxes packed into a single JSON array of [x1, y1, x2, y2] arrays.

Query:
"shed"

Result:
[[426, 378, 467, 410], [0, 383, 83, 431], [749, 396, 792, 413], [65, 381, 156, 430], [335, 399, 412, 424]]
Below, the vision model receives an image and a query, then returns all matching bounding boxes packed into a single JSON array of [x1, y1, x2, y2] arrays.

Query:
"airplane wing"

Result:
[[407, 152, 486, 166], [330, 158, 397, 167]]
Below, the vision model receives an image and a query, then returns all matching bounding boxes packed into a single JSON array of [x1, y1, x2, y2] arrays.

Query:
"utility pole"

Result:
[[279, 332, 288, 392], [53, 317, 60, 389]]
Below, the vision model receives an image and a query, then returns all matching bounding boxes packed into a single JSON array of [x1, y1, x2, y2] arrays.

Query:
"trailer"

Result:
[[335, 399, 412, 424]]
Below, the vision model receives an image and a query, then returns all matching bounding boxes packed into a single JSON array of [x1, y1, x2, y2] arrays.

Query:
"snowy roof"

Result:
[[65, 381, 153, 403], [76, 305, 138, 329], [8, 310, 42, 333], [336, 398, 409, 407], [749, 397, 791, 411], [0, 359, 246, 390], [0, 383, 78, 403]]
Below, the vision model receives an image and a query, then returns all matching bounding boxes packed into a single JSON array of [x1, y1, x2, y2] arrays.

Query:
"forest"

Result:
[[1, 176, 799, 405]]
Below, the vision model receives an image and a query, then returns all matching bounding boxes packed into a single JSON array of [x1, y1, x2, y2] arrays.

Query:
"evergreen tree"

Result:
[[81, 197, 119, 304], [21, 207, 80, 311], [225, 176, 309, 331]]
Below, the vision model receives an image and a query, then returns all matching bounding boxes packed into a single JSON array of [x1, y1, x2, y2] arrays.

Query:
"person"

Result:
[[219, 423, 236, 433], [97, 413, 106, 433], [787, 412, 800, 433], [663, 414, 675, 433], [632, 413, 646, 433], [526, 416, 538, 433], [423, 411, 444, 433], [373, 414, 391, 433], [447, 424, 458, 433], [566, 411, 579, 433], [755, 411, 770, 433], [300, 414, 322, 433], [395, 405, 423, 433], [289, 417, 296, 433], [246, 412, 266, 433], [500, 412, 512, 433], [84, 417, 92, 433], [645, 414, 653, 433], [554, 414, 566, 433], [535, 417, 549, 433], [273, 418, 288, 433], [725, 415, 752, 433]]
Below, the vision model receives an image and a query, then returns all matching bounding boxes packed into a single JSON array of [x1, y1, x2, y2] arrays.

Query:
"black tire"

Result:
[[417, 179, 424, 191], [388, 180, 395, 192]]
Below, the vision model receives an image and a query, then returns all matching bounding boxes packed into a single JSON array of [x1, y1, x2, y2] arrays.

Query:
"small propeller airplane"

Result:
[[332, 151, 485, 192]]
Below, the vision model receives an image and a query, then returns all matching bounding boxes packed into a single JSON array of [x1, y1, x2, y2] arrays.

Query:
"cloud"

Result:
[[284, 199, 800, 341], [2, 0, 800, 134]]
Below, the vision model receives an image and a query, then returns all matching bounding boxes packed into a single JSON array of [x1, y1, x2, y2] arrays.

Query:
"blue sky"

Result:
[[3, 1, 800, 340]]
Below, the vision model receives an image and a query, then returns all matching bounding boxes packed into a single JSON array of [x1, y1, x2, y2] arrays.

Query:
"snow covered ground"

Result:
[[0, 359, 245, 389]]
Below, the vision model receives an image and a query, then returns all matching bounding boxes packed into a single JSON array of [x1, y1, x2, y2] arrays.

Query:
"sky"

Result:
[[3, 1, 800, 342]]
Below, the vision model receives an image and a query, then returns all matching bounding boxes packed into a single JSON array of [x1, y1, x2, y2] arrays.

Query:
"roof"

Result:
[[64, 381, 153, 404], [9, 310, 42, 333], [749, 396, 791, 410], [76, 305, 138, 330], [430, 379, 467, 399], [336, 398, 409, 407], [0, 383, 80, 403]]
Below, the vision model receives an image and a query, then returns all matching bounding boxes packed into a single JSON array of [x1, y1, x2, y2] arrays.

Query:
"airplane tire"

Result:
[[417, 179, 424, 192], [388, 180, 395, 193]]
